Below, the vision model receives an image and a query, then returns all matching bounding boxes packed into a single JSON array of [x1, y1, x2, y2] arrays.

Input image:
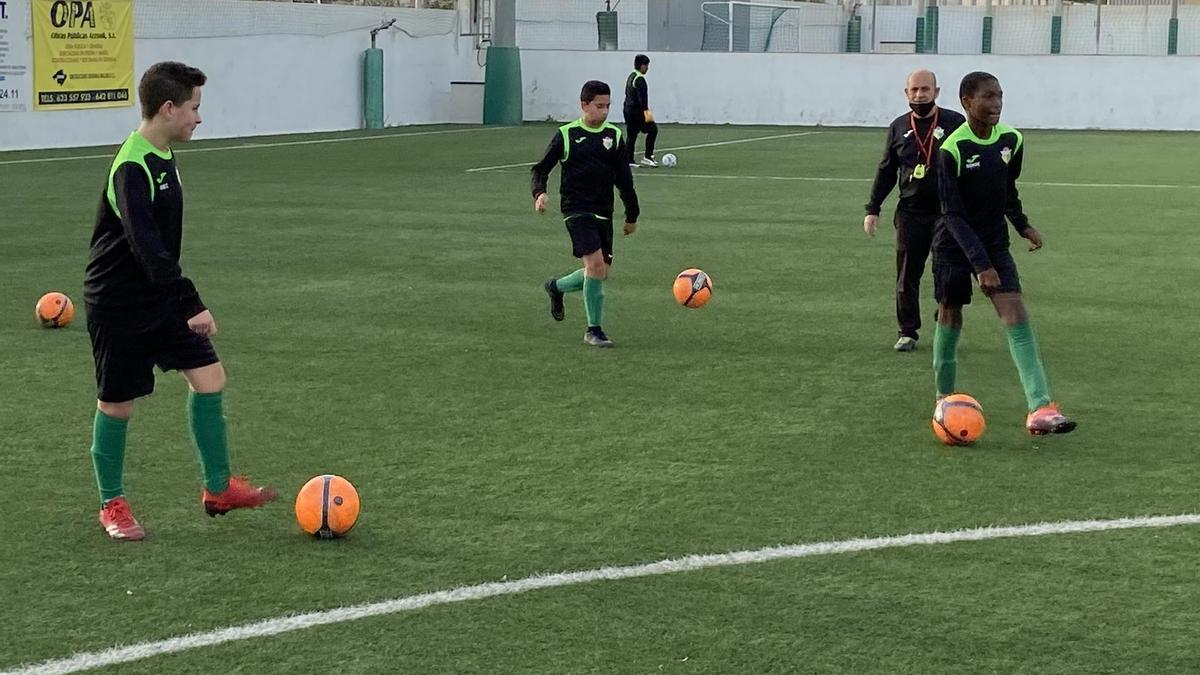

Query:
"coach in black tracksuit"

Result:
[[864, 69, 965, 352], [623, 54, 658, 167]]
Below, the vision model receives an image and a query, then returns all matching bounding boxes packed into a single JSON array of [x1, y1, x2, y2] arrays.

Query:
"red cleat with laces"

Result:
[[202, 476, 278, 517], [1025, 403, 1077, 436], [99, 497, 146, 541]]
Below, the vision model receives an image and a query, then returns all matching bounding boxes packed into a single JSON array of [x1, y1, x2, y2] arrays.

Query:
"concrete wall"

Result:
[[521, 50, 1200, 130]]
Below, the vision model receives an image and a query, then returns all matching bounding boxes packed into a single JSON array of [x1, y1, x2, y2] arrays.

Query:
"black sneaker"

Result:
[[544, 279, 564, 321], [583, 327, 614, 348]]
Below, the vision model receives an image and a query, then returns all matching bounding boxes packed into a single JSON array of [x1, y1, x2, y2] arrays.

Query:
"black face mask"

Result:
[[909, 101, 937, 117]]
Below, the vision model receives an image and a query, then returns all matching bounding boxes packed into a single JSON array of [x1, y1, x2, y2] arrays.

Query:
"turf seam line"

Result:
[[0, 127, 512, 166]]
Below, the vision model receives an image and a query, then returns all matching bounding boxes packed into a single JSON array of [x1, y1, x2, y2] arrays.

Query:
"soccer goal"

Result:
[[701, 0, 849, 53]]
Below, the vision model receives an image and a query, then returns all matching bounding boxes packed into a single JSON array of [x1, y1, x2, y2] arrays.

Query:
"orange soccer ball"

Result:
[[673, 268, 713, 308], [932, 394, 987, 446], [295, 475, 360, 539], [35, 292, 75, 328]]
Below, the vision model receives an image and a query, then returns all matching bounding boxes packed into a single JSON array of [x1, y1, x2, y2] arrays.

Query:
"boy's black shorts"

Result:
[[933, 247, 1021, 306], [565, 214, 614, 265], [88, 314, 219, 403]]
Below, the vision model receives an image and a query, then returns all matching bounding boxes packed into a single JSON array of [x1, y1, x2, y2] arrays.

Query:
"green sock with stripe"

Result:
[[555, 268, 585, 293], [583, 276, 605, 328]]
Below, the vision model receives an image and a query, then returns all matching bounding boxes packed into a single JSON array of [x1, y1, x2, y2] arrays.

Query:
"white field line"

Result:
[[8, 513, 1200, 675], [463, 131, 823, 173], [0, 127, 510, 166]]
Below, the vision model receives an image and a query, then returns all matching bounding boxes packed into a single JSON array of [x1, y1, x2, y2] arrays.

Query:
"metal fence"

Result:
[[511, 0, 1198, 55]]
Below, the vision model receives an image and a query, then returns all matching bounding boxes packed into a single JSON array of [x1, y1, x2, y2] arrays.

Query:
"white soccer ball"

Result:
[[661, 153, 678, 168]]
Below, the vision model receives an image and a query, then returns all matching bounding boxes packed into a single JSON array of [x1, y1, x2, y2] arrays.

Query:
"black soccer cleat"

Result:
[[544, 279, 564, 322], [584, 327, 614, 348]]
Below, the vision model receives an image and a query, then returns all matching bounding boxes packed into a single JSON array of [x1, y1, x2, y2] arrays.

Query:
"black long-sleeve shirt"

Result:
[[531, 120, 640, 223], [934, 123, 1033, 272], [866, 107, 965, 216], [623, 71, 648, 114], [84, 131, 205, 331]]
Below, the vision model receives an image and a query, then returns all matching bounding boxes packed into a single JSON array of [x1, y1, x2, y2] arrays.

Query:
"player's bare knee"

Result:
[[582, 252, 606, 278], [98, 400, 134, 419], [990, 293, 1028, 326], [184, 362, 226, 394], [1000, 308, 1029, 327], [939, 304, 964, 329]]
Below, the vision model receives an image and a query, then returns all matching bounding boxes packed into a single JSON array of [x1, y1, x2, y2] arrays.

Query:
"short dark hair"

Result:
[[580, 80, 610, 103], [959, 71, 998, 99], [634, 54, 650, 69], [139, 62, 206, 119]]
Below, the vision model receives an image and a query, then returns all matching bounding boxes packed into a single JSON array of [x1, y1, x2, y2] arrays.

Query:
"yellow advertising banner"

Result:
[[33, 0, 134, 110]]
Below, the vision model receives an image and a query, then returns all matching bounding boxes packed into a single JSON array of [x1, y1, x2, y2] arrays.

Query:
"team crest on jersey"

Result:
[[602, 136, 614, 150], [933, 127, 945, 139], [1000, 147, 1012, 164]]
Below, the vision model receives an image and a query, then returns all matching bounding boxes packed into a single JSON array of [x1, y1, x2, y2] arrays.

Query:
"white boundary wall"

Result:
[[521, 50, 1200, 130], [0, 0, 483, 151]]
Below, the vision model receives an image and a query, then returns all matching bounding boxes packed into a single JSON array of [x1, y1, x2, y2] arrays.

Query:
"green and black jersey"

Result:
[[624, 70, 648, 115], [531, 119, 640, 223], [84, 131, 205, 330], [935, 123, 1033, 272]]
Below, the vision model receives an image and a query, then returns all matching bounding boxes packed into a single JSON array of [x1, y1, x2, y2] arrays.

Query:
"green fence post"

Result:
[[846, 15, 862, 53], [483, 0, 522, 125], [363, 47, 384, 129], [597, 11, 618, 50], [483, 48, 522, 125], [926, 6, 939, 53]]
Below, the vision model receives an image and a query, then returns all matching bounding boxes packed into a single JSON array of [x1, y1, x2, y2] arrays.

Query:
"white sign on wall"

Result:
[[0, 0, 30, 112]]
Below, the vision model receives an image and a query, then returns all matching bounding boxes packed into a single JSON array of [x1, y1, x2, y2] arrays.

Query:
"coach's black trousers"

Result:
[[895, 209, 937, 340]]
